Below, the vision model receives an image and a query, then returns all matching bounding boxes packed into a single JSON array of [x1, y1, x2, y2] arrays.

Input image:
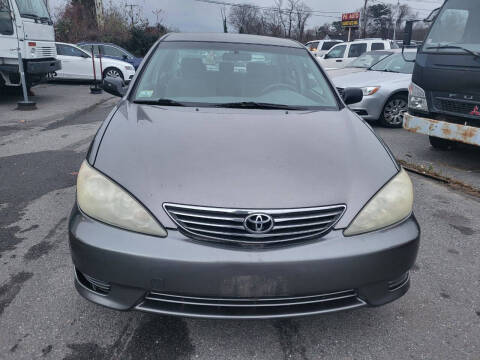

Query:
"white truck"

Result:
[[0, 0, 60, 91]]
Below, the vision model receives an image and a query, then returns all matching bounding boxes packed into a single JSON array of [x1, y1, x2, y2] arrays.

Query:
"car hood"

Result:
[[94, 103, 398, 229], [332, 71, 412, 88], [98, 57, 133, 68], [327, 67, 368, 78]]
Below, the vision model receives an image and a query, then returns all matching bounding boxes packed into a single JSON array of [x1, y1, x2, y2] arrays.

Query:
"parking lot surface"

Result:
[[0, 87, 479, 359]]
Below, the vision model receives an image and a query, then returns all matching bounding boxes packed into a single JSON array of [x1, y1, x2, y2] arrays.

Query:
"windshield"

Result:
[[423, 0, 480, 53], [370, 53, 416, 74], [348, 52, 392, 68], [133, 42, 338, 110], [15, 0, 50, 19]]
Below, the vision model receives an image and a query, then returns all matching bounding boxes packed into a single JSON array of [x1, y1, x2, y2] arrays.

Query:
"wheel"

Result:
[[103, 68, 123, 80], [429, 136, 457, 150], [380, 94, 408, 128]]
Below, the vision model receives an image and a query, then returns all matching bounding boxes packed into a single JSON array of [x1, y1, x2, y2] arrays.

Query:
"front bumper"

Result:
[[404, 112, 480, 146], [26, 59, 61, 74], [349, 93, 385, 121], [69, 205, 420, 319]]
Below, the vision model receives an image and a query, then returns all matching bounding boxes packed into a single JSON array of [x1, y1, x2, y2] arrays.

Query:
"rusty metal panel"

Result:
[[403, 113, 480, 146]]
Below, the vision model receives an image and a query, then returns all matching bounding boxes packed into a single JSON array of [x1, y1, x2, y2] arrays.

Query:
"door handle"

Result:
[[336, 60, 343, 62]]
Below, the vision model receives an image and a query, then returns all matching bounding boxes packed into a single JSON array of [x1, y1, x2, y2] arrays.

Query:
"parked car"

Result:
[[54, 42, 135, 82], [319, 39, 399, 69], [305, 39, 343, 57], [327, 50, 395, 78], [333, 49, 417, 127], [78, 42, 143, 70], [70, 33, 419, 319]]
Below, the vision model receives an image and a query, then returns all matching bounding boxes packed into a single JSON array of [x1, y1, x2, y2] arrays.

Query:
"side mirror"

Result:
[[403, 21, 414, 46], [343, 87, 363, 105], [122, 54, 128, 60], [103, 76, 127, 97]]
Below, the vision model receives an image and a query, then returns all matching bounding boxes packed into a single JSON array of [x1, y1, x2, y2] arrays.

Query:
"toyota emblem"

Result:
[[244, 213, 274, 234]]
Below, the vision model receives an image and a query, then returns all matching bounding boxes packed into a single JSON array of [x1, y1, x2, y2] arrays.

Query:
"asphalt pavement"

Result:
[[0, 85, 479, 360]]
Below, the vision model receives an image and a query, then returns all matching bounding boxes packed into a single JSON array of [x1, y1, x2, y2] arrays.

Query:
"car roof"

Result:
[[162, 33, 303, 48], [306, 39, 343, 43], [77, 42, 118, 46]]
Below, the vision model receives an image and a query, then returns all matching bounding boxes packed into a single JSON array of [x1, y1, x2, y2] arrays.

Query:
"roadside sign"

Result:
[[342, 12, 360, 28]]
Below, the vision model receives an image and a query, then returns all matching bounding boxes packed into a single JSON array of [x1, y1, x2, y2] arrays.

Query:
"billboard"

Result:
[[342, 12, 360, 28]]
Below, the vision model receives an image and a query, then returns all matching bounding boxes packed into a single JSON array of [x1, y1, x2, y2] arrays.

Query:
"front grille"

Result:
[[36, 47, 56, 57], [434, 98, 480, 118], [163, 203, 346, 245], [136, 290, 365, 319]]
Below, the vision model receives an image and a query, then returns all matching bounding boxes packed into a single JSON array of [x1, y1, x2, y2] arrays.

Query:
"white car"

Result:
[[305, 40, 343, 57], [54, 42, 136, 82], [318, 39, 399, 70]]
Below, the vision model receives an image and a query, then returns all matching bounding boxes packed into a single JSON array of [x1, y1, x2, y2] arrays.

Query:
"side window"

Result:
[[348, 43, 367, 58], [81, 45, 100, 56], [307, 42, 319, 51], [321, 41, 339, 51], [0, 0, 14, 35], [56, 44, 66, 56], [103, 45, 127, 57], [325, 45, 346, 59], [371, 43, 385, 51], [63, 45, 88, 58]]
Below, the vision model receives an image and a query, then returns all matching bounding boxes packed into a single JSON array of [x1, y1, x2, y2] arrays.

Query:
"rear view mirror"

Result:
[[223, 52, 252, 62], [103, 76, 128, 97], [342, 88, 363, 105]]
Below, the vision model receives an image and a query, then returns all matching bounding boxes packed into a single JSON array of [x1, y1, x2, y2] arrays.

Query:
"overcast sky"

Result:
[[50, 0, 442, 32]]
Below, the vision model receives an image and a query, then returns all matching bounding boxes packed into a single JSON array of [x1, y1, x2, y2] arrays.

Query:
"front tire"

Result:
[[429, 136, 458, 150], [380, 94, 408, 128], [103, 68, 123, 80]]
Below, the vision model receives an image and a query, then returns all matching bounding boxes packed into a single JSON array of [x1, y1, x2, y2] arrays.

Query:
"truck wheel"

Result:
[[103, 68, 123, 80], [380, 94, 408, 128], [429, 136, 457, 150]]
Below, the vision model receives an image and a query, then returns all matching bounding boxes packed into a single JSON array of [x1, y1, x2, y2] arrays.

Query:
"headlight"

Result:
[[76, 161, 167, 237], [361, 86, 380, 96], [344, 169, 413, 236], [125, 65, 134, 71], [408, 82, 428, 112]]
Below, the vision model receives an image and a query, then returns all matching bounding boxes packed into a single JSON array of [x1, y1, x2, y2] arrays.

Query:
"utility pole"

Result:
[[95, 0, 105, 29], [125, 4, 139, 28], [152, 9, 162, 30], [393, 0, 400, 40], [220, 6, 228, 33], [361, 0, 368, 39]]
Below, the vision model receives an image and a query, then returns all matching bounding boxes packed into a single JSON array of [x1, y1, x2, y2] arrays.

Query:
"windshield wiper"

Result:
[[426, 45, 480, 58], [20, 13, 40, 20], [133, 98, 185, 106], [215, 101, 300, 110]]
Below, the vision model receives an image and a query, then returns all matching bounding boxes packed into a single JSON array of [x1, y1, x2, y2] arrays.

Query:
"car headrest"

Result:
[[181, 58, 206, 77], [219, 62, 234, 73], [247, 62, 269, 76]]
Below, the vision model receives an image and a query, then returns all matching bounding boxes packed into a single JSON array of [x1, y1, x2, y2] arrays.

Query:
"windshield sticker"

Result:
[[138, 90, 154, 98]]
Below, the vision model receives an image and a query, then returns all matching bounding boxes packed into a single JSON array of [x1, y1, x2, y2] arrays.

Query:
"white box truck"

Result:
[[0, 0, 60, 91]]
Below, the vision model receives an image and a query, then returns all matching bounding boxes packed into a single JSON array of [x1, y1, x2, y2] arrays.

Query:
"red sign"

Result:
[[342, 12, 360, 21], [342, 12, 360, 28]]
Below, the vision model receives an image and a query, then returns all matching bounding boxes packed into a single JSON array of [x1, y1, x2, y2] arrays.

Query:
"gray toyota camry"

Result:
[[69, 33, 420, 319]]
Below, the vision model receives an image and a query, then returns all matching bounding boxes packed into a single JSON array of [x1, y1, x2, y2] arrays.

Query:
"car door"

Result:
[[347, 42, 368, 64], [0, 0, 17, 66], [321, 44, 348, 69], [56, 44, 94, 79]]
